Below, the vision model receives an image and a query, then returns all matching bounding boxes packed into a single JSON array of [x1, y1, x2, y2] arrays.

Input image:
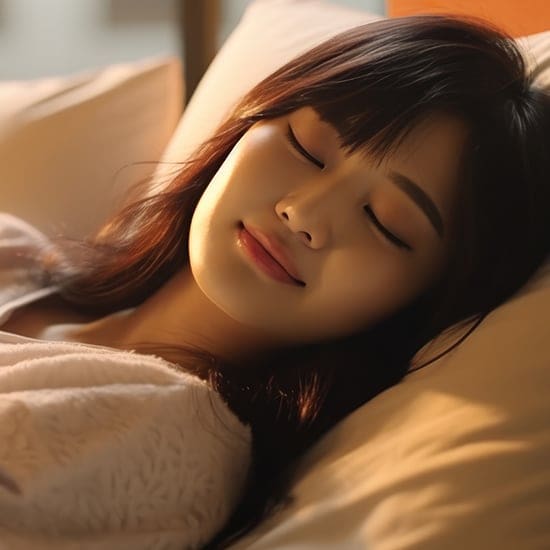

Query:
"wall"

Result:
[[219, 0, 385, 43], [0, 0, 180, 79], [0, 0, 385, 80]]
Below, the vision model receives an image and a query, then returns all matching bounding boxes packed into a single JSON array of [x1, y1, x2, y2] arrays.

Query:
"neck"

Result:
[[62, 268, 279, 366]]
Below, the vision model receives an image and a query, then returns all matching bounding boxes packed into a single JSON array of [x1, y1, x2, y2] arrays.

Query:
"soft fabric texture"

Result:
[[1, 1, 549, 548], [150, 0, 382, 195], [153, 0, 550, 196], [518, 30, 550, 89], [0, 56, 183, 240], [230, 260, 550, 550], [0, 213, 252, 550]]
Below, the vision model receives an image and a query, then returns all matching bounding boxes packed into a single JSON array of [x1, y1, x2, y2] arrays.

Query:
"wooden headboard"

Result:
[[387, 0, 550, 37], [180, 0, 220, 103]]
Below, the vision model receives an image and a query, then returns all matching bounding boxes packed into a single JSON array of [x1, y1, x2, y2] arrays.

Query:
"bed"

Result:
[[0, 1, 549, 548]]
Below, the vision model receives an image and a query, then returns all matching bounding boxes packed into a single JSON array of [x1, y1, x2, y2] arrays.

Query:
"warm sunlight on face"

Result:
[[188, 106, 468, 344]]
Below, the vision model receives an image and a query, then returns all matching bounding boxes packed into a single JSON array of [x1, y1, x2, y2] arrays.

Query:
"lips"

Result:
[[240, 222, 305, 286]]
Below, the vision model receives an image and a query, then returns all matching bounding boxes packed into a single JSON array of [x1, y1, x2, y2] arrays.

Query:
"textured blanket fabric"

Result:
[[0, 213, 253, 549]]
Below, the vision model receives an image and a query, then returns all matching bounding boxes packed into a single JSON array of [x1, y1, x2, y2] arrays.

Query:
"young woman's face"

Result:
[[189, 106, 468, 344]]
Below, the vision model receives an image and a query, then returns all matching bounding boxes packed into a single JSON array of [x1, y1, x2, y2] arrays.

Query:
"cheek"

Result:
[[194, 125, 295, 224], [309, 249, 436, 336], [327, 254, 397, 323]]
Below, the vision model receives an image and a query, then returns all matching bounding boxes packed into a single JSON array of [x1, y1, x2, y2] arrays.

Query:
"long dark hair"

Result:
[[34, 15, 549, 548]]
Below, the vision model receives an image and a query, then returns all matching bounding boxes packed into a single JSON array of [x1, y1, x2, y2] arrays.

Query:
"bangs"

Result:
[[240, 16, 526, 163], [311, 95, 442, 163]]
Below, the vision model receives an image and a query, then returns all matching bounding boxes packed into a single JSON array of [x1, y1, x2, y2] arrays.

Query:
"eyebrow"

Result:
[[388, 171, 445, 238], [312, 112, 446, 239]]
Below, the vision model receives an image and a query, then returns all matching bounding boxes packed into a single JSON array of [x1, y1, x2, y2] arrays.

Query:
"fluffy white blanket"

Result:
[[0, 338, 252, 549]]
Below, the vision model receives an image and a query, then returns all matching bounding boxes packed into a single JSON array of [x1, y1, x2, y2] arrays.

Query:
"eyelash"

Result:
[[363, 206, 412, 250], [286, 123, 412, 252], [286, 124, 325, 169]]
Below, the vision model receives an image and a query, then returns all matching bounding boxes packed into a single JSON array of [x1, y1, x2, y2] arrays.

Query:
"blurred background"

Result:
[[0, 0, 385, 90], [1, 0, 547, 101]]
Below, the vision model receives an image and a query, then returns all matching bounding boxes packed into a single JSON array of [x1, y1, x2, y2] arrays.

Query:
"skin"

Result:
[[61, 107, 469, 364]]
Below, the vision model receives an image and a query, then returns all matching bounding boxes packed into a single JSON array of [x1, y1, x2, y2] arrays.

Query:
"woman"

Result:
[[2, 14, 549, 549]]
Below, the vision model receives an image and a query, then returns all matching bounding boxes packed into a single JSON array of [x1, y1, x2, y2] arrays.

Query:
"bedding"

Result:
[[151, 0, 382, 193], [0, 56, 183, 239], [0, 1, 548, 548], [0, 213, 252, 550], [152, 0, 550, 203], [152, 2, 549, 549]]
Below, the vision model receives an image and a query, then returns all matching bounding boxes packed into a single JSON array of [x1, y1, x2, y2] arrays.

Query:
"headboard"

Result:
[[180, 0, 549, 104], [180, 0, 220, 102], [387, 0, 550, 37]]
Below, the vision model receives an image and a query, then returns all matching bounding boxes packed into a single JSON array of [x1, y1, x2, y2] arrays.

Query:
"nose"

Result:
[[275, 177, 342, 249]]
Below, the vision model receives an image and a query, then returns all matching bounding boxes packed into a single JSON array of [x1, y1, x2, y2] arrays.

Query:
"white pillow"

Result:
[[149, 1, 549, 549], [0, 56, 183, 239]]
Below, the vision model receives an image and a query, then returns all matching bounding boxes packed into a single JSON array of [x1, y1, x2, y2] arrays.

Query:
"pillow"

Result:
[[231, 262, 550, 550], [0, 56, 183, 239], [148, 1, 550, 549], [518, 30, 550, 89], [150, 0, 382, 192], [153, 0, 549, 190]]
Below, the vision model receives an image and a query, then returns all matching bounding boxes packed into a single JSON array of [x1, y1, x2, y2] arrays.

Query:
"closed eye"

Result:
[[364, 205, 413, 251], [286, 124, 325, 169]]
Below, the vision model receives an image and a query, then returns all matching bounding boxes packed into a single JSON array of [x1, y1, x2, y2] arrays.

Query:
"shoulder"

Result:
[[0, 213, 56, 301], [0, 212, 50, 243], [0, 212, 53, 271]]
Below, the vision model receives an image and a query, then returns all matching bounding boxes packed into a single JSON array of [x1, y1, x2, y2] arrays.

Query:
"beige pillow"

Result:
[[153, 1, 549, 195], [232, 263, 550, 550], [0, 56, 183, 239], [150, 0, 382, 193], [150, 1, 548, 549]]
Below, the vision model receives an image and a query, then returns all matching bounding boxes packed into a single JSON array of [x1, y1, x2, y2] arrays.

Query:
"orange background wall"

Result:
[[387, 0, 550, 37]]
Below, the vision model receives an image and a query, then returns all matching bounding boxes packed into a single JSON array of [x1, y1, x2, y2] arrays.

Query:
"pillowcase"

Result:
[[147, 1, 550, 549], [0, 56, 183, 239], [153, 0, 549, 192], [232, 262, 550, 550], [151, 0, 382, 191], [518, 29, 550, 89]]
